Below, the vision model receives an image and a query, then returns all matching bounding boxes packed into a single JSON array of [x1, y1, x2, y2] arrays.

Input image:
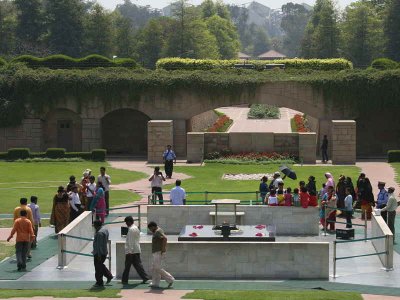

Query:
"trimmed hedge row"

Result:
[[0, 148, 107, 161], [371, 58, 399, 70], [10, 54, 137, 69], [388, 150, 400, 162], [156, 58, 353, 71]]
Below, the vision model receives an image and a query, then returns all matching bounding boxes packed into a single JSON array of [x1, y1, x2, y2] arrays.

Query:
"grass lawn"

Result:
[[391, 163, 400, 184], [167, 163, 361, 202], [0, 242, 16, 262], [0, 161, 146, 213], [0, 218, 50, 228], [183, 290, 362, 300], [0, 289, 121, 298]]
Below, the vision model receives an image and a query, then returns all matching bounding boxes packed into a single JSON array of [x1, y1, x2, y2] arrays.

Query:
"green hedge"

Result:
[[11, 54, 137, 69], [388, 150, 400, 162], [1, 148, 106, 161], [0, 57, 6, 67], [248, 104, 280, 119], [371, 58, 399, 70], [156, 58, 353, 71]]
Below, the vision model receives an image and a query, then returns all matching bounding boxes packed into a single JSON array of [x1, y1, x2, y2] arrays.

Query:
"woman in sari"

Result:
[[50, 186, 70, 233], [90, 187, 106, 223], [320, 186, 337, 231]]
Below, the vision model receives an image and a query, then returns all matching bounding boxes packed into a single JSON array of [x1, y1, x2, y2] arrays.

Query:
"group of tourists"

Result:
[[50, 167, 111, 233], [259, 171, 399, 235], [92, 218, 174, 288]]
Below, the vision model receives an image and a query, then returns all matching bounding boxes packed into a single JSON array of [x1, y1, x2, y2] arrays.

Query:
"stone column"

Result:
[[82, 118, 101, 151], [299, 132, 317, 164], [148, 120, 173, 163], [331, 120, 356, 165], [173, 119, 187, 158], [187, 132, 204, 163]]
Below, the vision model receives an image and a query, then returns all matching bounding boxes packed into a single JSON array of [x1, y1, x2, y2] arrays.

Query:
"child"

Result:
[[268, 189, 278, 206], [259, 176, 269, 204], [299, 187, 310, 208], [28, 196, 41, 249], [277, 190, 285, 206], [308, 190, 318, 207], [293, 188, 300, 207], [284, 187, 292, 206], [318, 183, 326, 203]]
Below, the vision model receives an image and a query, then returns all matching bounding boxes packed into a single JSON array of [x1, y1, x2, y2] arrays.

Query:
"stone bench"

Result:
[[209, 211, 245, 225]]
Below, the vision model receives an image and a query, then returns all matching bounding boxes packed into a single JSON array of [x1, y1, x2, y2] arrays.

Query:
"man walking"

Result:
[[381, 187, 399, 243], [321, 135, 329, 163], [121, 216, 149, 285], [14, 198, 34, 259], [7, 210, 35, 271], [28, 196, 41, 249], [92, 220, 113, 287], [163, 145, 176, 179], [170, 179, 186, 205], [147, 221, 174, 289], [376, 181, 389, 223], [98, 167, 111, 216]]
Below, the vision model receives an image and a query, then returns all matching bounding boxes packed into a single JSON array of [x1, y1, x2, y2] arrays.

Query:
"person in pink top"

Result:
[[324, 173, 335, 194], [90, 187, 106, 223], [284, 187, 292, 206]]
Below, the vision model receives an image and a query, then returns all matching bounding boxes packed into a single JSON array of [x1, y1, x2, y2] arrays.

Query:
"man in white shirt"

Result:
[[86, 176, 97, 211], [98, 167, 111, 216], [121, 216, 149, 285], [170, 180, 186, 205]]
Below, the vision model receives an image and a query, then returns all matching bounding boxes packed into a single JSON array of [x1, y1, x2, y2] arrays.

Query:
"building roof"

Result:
[[238, 52, 251, 59], [258, 50, 287, 59]]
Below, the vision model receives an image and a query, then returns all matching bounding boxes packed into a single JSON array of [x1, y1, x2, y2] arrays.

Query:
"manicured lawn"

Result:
[[391, 163, 400, 184], [0, 289, 121, 298], [0, 242, 15, 262], [168, 163, 360, 202], [0, 162, 146, 213], [0, 218, 50, 228], [183, 290, 362, 300]]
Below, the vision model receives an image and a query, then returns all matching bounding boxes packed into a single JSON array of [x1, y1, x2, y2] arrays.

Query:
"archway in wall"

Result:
[[43, 108, 82, 151], [101, 109, 150, 155]]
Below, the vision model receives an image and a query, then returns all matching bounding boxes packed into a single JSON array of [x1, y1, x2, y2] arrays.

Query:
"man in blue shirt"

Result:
[[163, 145, 176, 179], [376, 181, 389, 222]]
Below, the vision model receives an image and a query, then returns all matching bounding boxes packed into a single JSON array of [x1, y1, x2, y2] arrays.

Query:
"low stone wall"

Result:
[[331, 120, 356, 164], [0, 119, 43, 152], [371, 212, 393, 269], [147, 205, 320, 236], [58, 211, 94, 267], [148, 120, 173, 163], [189, 110, 218, 132], [116, 240, 329, 279]]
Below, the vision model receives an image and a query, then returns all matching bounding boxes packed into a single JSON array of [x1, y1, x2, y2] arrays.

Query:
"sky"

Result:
[[97, 0, 356, 11]]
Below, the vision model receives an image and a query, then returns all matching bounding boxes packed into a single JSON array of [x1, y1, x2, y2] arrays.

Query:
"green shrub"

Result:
[[91, 149, 107, 161], [41, 55, 76, 68], [0, 57, 6, 67], [248, 104, 280, 119], [156, 58, 353, 71], [77, 55, 113, 68], [7, 148, 30, 160], [371, 58, 399, 70], [388, 150, 400, 162], [65, 152, 92, 160], [30, 152, 46, 158], [114, 58, 138, 68], [0, 152, 7, 160], [45, 148, 66, 158]]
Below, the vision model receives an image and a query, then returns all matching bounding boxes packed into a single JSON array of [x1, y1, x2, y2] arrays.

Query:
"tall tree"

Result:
[[281, 3, 310, 57], [45, 0, 85, 56], [116, 0, 161, 30], [113, 12, 136, 58], [0, 0, 16, 56], [341, 1, 384, 67], [301, 0, 339, 58], [83, 4, 114, 56], [252, 27, 271, 56], [384, 0, 400, 61], [14, 0, 44, 45], [201, 0, 216, 19]]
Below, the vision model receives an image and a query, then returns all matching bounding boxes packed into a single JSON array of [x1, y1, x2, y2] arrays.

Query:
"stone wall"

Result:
[[147, 120, 173, 163], [82, 118, 101, 151], [173, 120, 187, 158], [187, 133, 204, 163], [204, 132, 230, 154], [116, 240, 329, 279], [0, 119, 43, 152], [331, 120, 356, 164], [371, 212, 393, 269], [299, 133, 317, 164], [189, 110, 218, 132], [147, 205, 320, 236]]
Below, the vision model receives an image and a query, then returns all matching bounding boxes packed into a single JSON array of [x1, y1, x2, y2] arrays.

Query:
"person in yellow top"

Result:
[[13, 198, 34, 259], [7, 210, 35, 271]]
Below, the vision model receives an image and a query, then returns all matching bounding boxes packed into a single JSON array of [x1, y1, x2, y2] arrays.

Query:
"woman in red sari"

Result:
[[50, 186, 70, 233]]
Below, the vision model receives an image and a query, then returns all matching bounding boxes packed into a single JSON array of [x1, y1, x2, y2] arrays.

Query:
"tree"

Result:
[[206, 15, 240, 59], [384, 0, 400, 61], [83, 4, 114, 56], [0, 1, 16, 56], [215, 0, 231, 19], [14, 0, 44, 45], [301, 0, 339, 58], [281, 3, 310, 57], [116, 0, 161, 30], [201, 0, 216, 19], [341, 1, 384, 67], [252, 27, 271, 56], [45, 0, 85, 57], [113, 12, 136, 58]]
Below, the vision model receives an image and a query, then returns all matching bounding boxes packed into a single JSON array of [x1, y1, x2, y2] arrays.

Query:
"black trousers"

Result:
[[345, 211, 353, 228], [121, 253, 149, 283], [94, 255, 112, 285], [322, 149, 328, 162], [105, 191, 109, 215], [16, 241, 29, 269], [164, 160, 174, 177], [152, 187, 164, 205]]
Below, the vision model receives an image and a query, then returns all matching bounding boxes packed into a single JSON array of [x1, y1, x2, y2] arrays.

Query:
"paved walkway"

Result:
[[218, 106, 298, 133]]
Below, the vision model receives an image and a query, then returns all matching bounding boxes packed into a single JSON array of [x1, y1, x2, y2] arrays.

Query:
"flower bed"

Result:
[[248, 104, 280, 119], [204, 150, 297, 164], [291, 114, 310, 132], [207, 115, 233, 132]]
